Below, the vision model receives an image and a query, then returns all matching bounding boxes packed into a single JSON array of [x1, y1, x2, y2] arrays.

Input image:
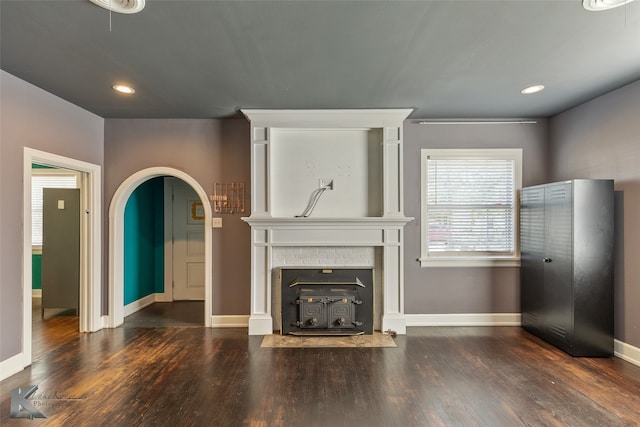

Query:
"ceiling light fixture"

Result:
[[521, 85, 545, 95], [112, 84, 135, 95], [89, 0, 145, 14], [583, 0, 636, 11]]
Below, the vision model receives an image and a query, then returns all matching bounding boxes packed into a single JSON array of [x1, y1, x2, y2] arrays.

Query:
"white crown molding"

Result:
[[241, 109, 413, 128]]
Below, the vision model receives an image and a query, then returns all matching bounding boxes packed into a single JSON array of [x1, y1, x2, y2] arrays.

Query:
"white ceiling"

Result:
[[1, 0, 639, 119]]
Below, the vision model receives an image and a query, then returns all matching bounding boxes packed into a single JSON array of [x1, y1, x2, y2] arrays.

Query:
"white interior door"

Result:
[[172, 180, 205, 300]]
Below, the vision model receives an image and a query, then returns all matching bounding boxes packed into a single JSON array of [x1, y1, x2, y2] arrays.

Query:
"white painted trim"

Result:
[[405, 313, 522, 327], [211, 315, 250, 328], [243, 110, 412, 336], [123, 293, 176, 317], [248, 315, 274, 335], [155, 292, 173, 303], [162, 177, 175, 302], [123, 294, 156, 317], [32, 290, 42, 298], [382, 314, 407, 335], [419, 258, 521, 268], [420, 148, 523, 268], [614, 339, 640, 367], [406, 317, 640, 367], [23, 148, 102, 372], [241, 109, 413, 128], [109, 167, 212, 328], [0, 353, 25, 381], [242, 217, 413, 228]]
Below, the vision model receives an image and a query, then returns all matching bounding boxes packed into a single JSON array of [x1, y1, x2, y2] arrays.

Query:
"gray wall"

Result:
[[105, 118, 550, 320], [0, 70, 104, 361], [104, 119, 251, 315], [3, 67, 638, 366], [402, 120, 549, 314], [549, 80, 640, 348]]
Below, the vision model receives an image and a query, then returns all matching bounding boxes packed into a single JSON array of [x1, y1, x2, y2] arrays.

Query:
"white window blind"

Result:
[[32, 173, 78, 246], [420, 149, 522, 267]]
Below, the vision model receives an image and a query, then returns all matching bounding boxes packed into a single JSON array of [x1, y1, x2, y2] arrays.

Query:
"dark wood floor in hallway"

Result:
[[3, 308, 640, 426]]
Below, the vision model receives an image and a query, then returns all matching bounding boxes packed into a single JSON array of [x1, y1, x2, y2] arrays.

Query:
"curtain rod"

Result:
[[418, 120, 538, 125]]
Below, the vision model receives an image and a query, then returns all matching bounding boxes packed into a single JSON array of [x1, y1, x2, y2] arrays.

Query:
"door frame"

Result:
[[108, 167, 213, 327], [22, 147, 102, 365]]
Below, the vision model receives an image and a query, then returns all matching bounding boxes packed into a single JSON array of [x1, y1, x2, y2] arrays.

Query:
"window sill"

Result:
[[419, 257, 520, 268]]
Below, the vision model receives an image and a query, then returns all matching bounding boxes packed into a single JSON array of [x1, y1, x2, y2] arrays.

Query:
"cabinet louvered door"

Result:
[[543, 183, 573, 348], [520, 187, 545, 335]]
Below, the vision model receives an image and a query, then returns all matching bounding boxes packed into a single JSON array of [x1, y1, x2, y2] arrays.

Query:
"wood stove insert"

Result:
[[279, 268, 373, 335]]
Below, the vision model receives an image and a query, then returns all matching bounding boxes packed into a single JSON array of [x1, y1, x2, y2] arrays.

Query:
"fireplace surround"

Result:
[[241, 109, 413, 335]]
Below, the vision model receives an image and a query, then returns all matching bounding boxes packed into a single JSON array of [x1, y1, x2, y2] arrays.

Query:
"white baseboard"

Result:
[[101, 315, 110, 328], [405, 313, 521, 327], [154, 292, 173, 303], [123, 293, 157, 317], [122, 296, 249, 328], [615, 339, 640, 367], [0, 353, 25, 382], [405, 314, 640, 366], [210, 315, 249, 328], [32, 289, 42, 298]]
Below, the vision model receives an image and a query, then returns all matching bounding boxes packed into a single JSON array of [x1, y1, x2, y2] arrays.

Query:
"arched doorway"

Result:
[[109, 167, 212, 327]]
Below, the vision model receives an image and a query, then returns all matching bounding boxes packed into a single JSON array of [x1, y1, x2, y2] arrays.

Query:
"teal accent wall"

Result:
[[32, 254, 42, 290], [124, 177, 165, 305]]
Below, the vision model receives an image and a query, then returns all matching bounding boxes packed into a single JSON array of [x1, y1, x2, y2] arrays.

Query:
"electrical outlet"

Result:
[[319, 178, 334, 190], [212, 217, 223, 228]]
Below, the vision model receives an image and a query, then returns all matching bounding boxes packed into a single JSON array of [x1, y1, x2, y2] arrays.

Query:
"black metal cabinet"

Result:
[[520, 180, 614, 357]]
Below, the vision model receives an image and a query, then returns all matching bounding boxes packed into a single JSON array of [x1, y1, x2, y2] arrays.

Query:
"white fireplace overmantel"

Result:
[[241, 109, 413, 335]]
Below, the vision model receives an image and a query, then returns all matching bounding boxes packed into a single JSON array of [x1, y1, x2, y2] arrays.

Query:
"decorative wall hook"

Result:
[[210, 182, 245, 214]]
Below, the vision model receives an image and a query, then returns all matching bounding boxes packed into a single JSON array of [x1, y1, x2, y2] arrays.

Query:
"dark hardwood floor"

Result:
[[31, 298, 80, 362], [124, 301, 205, 327], [4, 305, 640, 426]]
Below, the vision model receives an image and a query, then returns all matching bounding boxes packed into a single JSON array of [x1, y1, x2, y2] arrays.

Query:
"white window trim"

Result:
[[419, 148, 522, 268]]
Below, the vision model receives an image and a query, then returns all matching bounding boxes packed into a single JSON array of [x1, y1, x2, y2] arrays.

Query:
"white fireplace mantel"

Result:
[[241, 109, 413, 335]]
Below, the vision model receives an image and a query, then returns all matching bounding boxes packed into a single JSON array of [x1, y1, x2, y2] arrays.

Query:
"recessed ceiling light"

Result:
[[583, 0, 636, 11], [89, 0, 145, 14], [521, 85, 545, 95], [112, 84, 135, 95]]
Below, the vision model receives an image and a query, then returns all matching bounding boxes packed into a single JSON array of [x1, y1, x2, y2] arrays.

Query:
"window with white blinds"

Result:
[[420, 149, 522, 267], [32, 171, 78, 246]]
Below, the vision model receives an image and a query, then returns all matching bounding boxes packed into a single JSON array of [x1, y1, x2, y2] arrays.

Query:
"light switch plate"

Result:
[[212, 217, 222, 228]]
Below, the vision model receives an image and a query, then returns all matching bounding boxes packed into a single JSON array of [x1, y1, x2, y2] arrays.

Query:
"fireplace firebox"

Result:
[[279, 268, 374, 335]]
